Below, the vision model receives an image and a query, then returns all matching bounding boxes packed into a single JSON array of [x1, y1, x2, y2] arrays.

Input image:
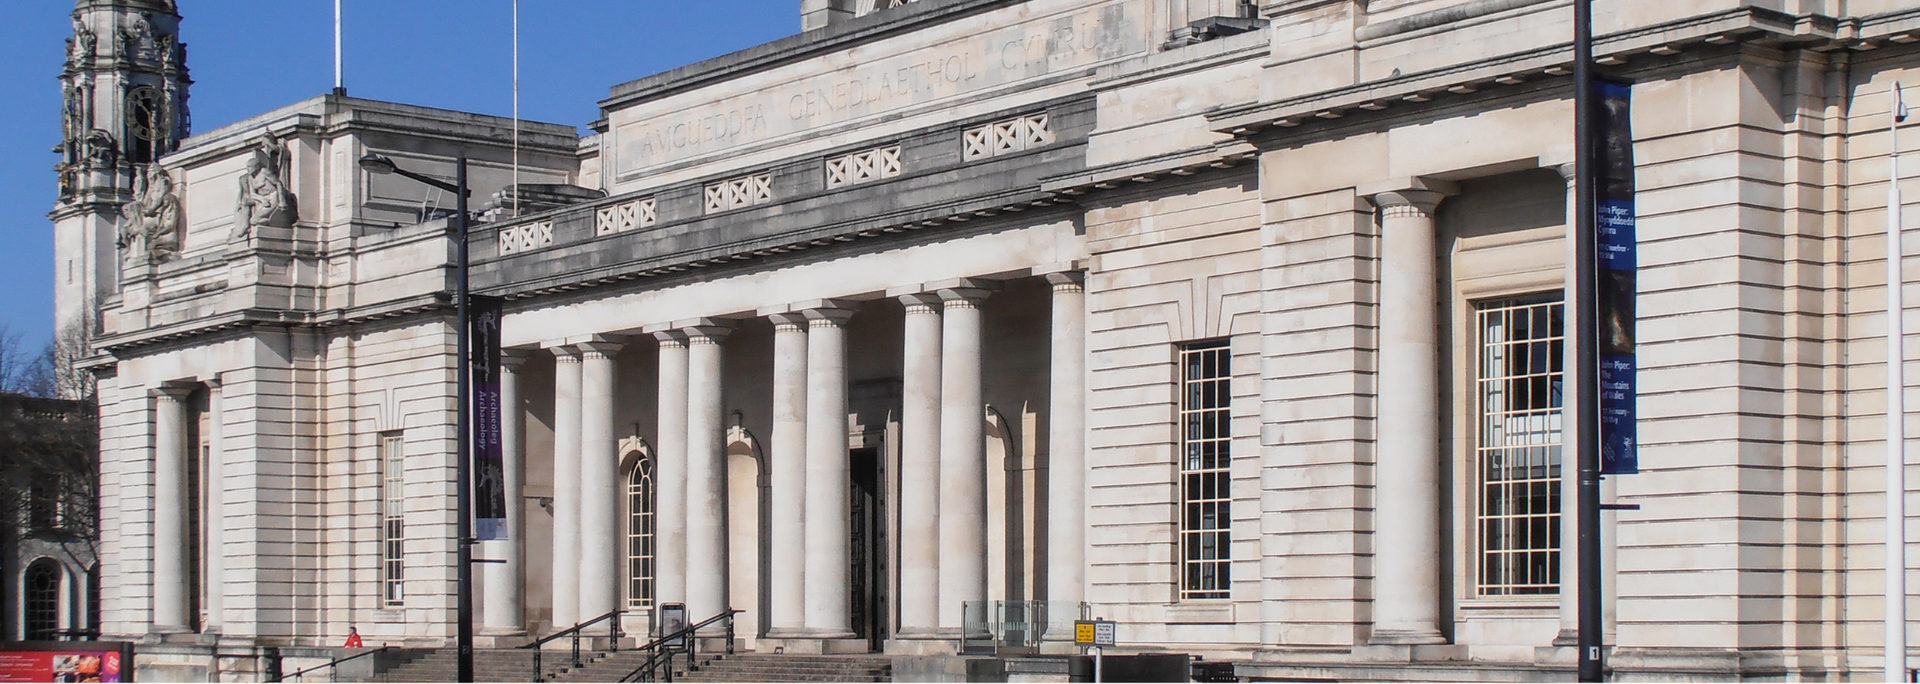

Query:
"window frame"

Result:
[[1469, 294, 1566, 598], [379, 432, 406, 608], [1177, 338, 1233, 601], [626, 456, 656, 610]]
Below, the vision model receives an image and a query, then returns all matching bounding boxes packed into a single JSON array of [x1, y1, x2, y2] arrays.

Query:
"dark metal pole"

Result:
[[1572, 0, 1604, 681], [455, 155, 475, 683]]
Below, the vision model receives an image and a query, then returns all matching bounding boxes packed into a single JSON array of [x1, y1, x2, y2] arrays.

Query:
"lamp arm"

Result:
[[393, 166, 466, 196]]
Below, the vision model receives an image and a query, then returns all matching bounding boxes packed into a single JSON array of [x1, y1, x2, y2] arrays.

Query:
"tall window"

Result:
[[25, 561, 61, 640], [1179, 340, 1232, 599], [627, 458, 656, 609], [1475, 296, 1565, 596], [379, 433, 406, 607]]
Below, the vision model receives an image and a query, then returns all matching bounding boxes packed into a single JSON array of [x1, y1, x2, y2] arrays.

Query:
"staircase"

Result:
[[673, 654, 893, 683], [363, 648, 892, 682], [370, 648, 580, 682]]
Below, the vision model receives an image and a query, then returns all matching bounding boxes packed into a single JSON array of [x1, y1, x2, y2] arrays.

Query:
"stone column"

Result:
[[203, 378, 225, 632], [684, 322, 734, 625], [896, 293, 944, 637], [1555, 163, 1581, 644], [484, 350, 530, 634], [579, 339, 626, 621], [1365, 180, 1456, 645], [937, 284, 993, 632], [1044, 273, 1088, 608], [549, 346, 584, 629], [803, 305, 857, 637], [767, 313, 809, 636], [152, 385, 193, 633], [652, 332, 691, 611]]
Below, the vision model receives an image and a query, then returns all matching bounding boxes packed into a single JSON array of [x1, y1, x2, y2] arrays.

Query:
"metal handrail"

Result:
[[522, 609, 623, 682], [281, 645, 396, 682], [620, 609, 739, 683]]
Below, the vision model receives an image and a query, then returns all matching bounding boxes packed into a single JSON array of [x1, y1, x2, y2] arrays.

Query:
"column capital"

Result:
[[548, 344, 583, 362], [768, 312, 809, 333], [1359, 177, 1459, 217], [803, 307, 856, 327], [1044, 271, 1086, 291], [1554, 162, 1577, 182], [501, 348, 532, 370], [152, 383, 194, 400], [681, 319, 735, 345], [897, 292, 944, 314], [576, 336, 627, 359], [650, 329, 689, 347]]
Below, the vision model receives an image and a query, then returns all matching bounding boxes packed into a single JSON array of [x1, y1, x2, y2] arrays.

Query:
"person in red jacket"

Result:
[[344, 626, 364, 649]]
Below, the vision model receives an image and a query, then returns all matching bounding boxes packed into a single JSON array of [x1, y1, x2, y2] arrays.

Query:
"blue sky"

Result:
[[0, 1, 798, 349]]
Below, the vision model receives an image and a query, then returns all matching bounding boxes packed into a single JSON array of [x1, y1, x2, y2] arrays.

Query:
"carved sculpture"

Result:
[[68, 15, 95, 66], [233, 132, 295, 242], [118, 163, 180, 268], [84, 129, 118, 168], [120, 13, 154, 61]]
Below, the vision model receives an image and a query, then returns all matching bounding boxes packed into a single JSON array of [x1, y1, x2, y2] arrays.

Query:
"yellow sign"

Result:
[[1075, 621, 1096, 644]]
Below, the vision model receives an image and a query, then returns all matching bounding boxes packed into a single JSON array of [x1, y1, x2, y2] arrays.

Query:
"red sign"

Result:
[[0, 644, 130, 683]]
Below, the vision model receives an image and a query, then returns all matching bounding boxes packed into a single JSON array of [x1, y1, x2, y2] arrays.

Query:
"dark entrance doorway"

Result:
[[849, 447, 888, 651]]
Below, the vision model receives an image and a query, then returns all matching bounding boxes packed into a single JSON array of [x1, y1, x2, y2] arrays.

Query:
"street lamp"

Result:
[[361, 152, 477, 683]]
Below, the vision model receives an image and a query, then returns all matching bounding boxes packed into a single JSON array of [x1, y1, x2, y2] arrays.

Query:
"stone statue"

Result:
[[120, 13, 154, 61], [233, 132, 295, 242], [119, 163, 181, 267], [70, 16, 95, 65]]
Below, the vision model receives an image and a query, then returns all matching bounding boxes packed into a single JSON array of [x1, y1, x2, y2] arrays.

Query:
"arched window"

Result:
[[25, 560, 61, 641], [627, 458, 655, 609]]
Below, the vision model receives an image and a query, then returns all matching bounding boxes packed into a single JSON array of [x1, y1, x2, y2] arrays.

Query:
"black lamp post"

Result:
[[360, 152, 476, 683]]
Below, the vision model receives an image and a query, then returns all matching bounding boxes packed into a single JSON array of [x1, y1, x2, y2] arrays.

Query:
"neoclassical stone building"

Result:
[[51, 0, 1920, 679]]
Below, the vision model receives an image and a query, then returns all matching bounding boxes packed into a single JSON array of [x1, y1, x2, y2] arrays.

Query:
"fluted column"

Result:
[[549, 346, 584, 628], [803, 305, 857, 637], [684, 322, 734, 625], [579, 338, 626, 621], [484, 350, 530, 634], [897, 293, 944, 637], [204, 377, 225, 632], [1366, 180, 1455, 645], [937, 284, 993, 632], [652, 332, 691, 611], [152, 385, 193, 633], [1045, 273, 1088, 608], [767, 313, 810, 636]]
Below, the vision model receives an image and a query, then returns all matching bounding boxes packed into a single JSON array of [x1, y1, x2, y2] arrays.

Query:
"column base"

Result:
[[1366, 627, 1448, 646], [1351, 644, 1467, 663], [1551, 628, 1579, 647], [885, 637, 958, 656], [757, 637, 871, 654]]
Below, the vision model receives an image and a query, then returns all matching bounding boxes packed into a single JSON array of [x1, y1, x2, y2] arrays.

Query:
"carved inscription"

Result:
[[613, 0, 1144, 176]]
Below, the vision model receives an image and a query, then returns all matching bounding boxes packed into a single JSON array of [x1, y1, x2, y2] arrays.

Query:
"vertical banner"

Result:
[[470, 295, 509, 540], [1594, 78, 1639, 475]]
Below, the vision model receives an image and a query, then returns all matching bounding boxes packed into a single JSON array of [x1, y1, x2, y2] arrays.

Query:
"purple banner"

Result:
[[471, 295, 508, 540]]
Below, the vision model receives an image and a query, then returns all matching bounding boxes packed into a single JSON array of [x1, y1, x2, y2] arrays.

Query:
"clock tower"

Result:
[[50, 0, 190, 392]]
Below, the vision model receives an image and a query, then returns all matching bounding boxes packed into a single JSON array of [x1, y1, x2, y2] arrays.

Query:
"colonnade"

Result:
[[499, 272, 1089, 643]]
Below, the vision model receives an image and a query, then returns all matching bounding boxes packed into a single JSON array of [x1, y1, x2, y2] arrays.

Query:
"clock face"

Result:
[[127, 86, 169, 141]]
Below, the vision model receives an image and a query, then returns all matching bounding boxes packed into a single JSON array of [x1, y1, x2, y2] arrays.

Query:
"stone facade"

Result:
[[52, 0, 1920, 679]]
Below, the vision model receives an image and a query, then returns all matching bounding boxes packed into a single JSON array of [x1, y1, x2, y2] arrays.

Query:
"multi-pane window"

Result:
[[627, 459, 656, 610], [379, 433, 406, 607], [1475, 296, 1565, 596], [1179, 340, 1232, 599], [24, 561, 60, 640]]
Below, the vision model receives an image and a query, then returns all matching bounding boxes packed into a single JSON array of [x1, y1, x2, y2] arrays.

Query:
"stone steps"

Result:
[[371, 648, 587, 682], [365, 648, 894, 682], [675, 654, 893, 683]]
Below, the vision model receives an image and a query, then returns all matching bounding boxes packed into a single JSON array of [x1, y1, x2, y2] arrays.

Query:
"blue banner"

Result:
[[1595, 78, 1638, 475]]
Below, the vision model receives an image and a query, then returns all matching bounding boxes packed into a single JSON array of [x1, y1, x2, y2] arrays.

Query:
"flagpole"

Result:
[[512, 0, 521, 218], [333, 0, 343, 94], [1891, 79, 1910, 684]]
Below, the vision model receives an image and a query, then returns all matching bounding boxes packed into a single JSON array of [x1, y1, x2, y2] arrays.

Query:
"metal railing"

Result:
[[961, 600, 1090, 654], [280, 646, 396, 682], [523, 609, 624, 682], [619, 609, 739, 683]]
